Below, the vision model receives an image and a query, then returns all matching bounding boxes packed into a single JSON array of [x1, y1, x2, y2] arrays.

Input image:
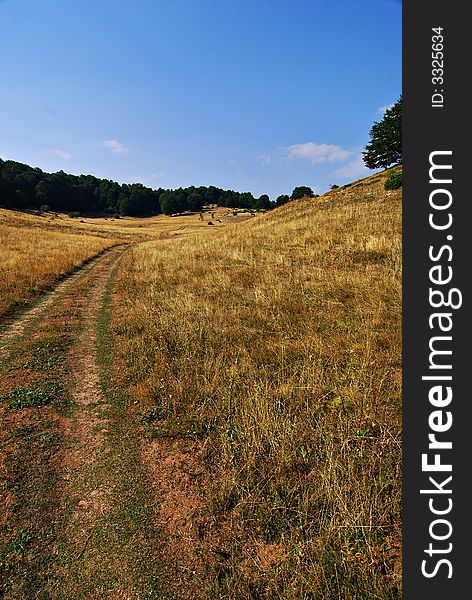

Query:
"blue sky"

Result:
[[0, 0, 401, 198]]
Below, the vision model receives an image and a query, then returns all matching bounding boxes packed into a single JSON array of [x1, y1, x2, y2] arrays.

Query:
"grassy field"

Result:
[[116, 168, 402, 597], [0, 168, 401, 598], [0, 206, 251, 319], [0, 219, 115, 318]]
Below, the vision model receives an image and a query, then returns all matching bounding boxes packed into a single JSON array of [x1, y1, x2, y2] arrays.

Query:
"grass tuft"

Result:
[[3, 383, 61, 409]]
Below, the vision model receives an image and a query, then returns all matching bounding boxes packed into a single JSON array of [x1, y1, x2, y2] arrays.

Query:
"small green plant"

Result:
[[39, 432, 59, 447], [384, 170, 402, 190], [3, 384, 59, 409], [22, 337, 70, 370], [8, 530, 34, 554]]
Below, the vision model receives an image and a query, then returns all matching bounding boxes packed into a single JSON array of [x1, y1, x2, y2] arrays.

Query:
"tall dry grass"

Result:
[[0, 204, 235, 319], [0, 222, 116, 317], [117, 169, 402, 598]]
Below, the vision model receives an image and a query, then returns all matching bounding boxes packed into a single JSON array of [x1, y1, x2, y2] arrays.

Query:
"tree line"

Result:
[[0, 159, 160, 216], [0, 158, 317, 217]]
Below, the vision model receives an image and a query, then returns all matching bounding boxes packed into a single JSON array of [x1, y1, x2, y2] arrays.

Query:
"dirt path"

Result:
[[1, 244, 226, 599], [0, 246, 164, 598], [0, 247, 120, 359]]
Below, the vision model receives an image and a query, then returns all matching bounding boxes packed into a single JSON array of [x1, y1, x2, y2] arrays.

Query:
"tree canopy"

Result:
[[0, 158, 329, 216], [0, 159, 273, 216], [291, 186, 314, 200], [363, 96, 402, 169], [275, 194, 290, 207]]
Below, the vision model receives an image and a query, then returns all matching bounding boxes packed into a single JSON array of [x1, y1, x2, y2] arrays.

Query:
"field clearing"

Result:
[[0, 206, 251, 319], [116, 168, 402, 597], [0, 206, 253, 241], [0, 224, 117, 318], [0, 168, 402, 597]]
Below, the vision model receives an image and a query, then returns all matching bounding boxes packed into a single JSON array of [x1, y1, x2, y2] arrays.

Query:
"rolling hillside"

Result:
[[116, 167, 402, 598], [1, 167, 401, 598]]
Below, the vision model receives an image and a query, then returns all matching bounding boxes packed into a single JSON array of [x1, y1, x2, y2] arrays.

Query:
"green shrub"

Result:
[[384, 171, 402, 190], [2, 383, 61, 409]]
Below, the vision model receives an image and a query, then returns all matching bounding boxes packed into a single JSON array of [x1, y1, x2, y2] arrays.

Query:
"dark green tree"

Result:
[[0, 157, 272, 214], [160, 191, 179, 215], [275, 194, 290, 207], [14, 189, 27, 208], [187, 192, 204, 212], [255, 194, 271, 210], [291, 186, 314, 200], [118, 191, 131, 216], [174, 189, 188, 213], [204, 185, 219, 204], [35, 180, 54, 206], [363, 96, 402, 169]]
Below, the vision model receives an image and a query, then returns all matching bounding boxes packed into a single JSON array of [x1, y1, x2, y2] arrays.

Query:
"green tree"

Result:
[[291, 186, 314, 200], [14, 189, 27, 208], [174, 189, 188, 213], [363, 96, 402, 169], [118, 191, 131, 216], [35, 180, 54, 206], [275, 194, 290, 207], [160, 191, 179, 215], [205, 185, 219, 204], [187, 192, 204, 212], [255, 194, 271, 210]]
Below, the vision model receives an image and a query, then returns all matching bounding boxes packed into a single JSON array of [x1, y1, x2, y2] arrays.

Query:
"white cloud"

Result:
[[47, 149, 72, 160], [287, 142, 351, 164], [255, 153, 272, 165], [377, 103, 394, 115], [103, 139, 129, 154], [129, 172, 166, 184], [332, 155, 370, 179]]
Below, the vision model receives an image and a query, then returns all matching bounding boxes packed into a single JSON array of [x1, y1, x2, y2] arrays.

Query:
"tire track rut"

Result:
[[0, 246, 122, 360], [0, 245, 157, 598]]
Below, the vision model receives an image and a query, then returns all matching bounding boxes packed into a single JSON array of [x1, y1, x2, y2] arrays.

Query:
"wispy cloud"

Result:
[[332, 154, 370, 179], [103, 139, 129, 154], [47, 149, 72, 160], [255, 153, 273, 165], [129, 172, 166, 184], [286, 142, 351, 164], [377, 103, 394, 115]]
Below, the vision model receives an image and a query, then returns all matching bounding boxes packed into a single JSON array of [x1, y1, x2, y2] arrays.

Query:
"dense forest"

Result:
[[0, 159, 311, 217]]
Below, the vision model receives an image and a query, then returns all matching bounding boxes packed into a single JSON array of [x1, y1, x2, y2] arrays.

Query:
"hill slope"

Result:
[[116, 167, 402, 598]]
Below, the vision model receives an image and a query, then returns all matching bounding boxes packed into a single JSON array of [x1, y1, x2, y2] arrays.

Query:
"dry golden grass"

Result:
[[117, 168, 402, 598], [0, 206, 247, 319], [0, 205, 252, 242], [0, 225, 115, 318]]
